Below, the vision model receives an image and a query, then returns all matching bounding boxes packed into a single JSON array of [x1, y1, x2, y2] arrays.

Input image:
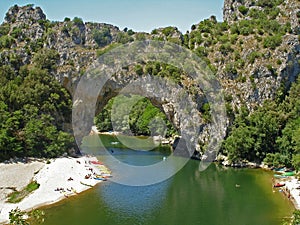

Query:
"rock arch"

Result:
[[72, 41, 227, 164]]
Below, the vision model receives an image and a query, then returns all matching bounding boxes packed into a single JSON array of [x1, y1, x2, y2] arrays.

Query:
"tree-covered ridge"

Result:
[[221, 75, 300, 169], [0, 63, 74, 160]]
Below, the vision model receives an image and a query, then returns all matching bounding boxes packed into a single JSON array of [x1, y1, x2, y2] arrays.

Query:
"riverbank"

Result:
[[0, 156, 110, 224], [90, 126, 176, 146], [280, 177, 300, 210], [216, 155, 300, 210]]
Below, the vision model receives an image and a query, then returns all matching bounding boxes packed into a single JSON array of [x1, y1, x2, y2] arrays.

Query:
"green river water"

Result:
[[39, 135, 294, 225]]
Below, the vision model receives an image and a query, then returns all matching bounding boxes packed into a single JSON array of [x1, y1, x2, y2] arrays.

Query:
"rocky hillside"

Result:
[[0, 2, 299, 155], [190, 0, 299, 114], [1, 2, 299, 109]]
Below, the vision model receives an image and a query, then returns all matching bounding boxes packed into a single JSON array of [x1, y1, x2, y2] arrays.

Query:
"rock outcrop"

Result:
[[0, 2, 299, 155]]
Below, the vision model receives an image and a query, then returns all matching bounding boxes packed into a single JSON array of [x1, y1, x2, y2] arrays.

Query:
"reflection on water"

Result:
[[99, 180, 171, 225]]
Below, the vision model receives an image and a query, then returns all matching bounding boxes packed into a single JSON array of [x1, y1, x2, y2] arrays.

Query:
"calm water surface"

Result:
[[40, 135, 294, 225]]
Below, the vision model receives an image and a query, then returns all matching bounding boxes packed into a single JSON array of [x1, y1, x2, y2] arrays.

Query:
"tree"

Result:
[[0, 64, 73, 160], [238, 6, 249, 15], [95, 95, 177, 137], [9, 208, 28, 225], [292, 210, 300, 225], [72, 17, 83, 26], [292, 154, 300, 171], [263, 35, 282, 49], [33, 49, 59, 71], [92, 28, 112, 47]]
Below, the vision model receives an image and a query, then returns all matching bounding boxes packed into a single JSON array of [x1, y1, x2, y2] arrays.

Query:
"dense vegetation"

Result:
[[95, 95, 177, 137], [0, 0, 298, 166], [0, 63, 74, 160], [222, 76, 300, 169]]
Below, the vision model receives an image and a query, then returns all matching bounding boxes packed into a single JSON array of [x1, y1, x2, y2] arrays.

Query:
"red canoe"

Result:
[[90, 161, 103, 165], [274, 183, 285, 188]]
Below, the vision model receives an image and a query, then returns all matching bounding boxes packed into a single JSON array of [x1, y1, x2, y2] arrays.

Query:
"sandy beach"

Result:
[[284, 177, 300, 209], [0, 156, 110, 224]]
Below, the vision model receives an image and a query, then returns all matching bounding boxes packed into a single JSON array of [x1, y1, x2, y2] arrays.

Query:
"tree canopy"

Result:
[[222, 76, 300, 168], [0, 64, 74, 160]]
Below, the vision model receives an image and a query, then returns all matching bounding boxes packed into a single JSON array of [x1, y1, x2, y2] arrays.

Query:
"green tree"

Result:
[[263, 35, 282, 49], [33, 49, 59, 71], [9, 208, 28, 225], [238, 6, 249, 15], [92, 28, 112, 47], [292, 210, 300, 225], [72, 17, 83, 26]]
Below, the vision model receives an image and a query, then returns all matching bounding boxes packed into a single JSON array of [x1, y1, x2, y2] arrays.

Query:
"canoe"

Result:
[[94, 177, 107, 181], [274, 183, 285, 188], [274, 174, 287, 178], [101, 173, 112, 178], [90, 161, 103, 165], [283, 171, 295, 176]]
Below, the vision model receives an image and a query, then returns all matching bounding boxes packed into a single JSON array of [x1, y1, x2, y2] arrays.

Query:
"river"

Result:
[[39, 135, 294, 225]]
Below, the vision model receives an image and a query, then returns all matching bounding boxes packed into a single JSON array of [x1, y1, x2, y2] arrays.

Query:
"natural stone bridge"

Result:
[[71, 41, 228, 162]]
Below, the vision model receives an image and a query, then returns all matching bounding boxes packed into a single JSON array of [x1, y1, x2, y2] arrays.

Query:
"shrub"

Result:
[[263, 153, 289, 167], [134, 65, 143, 76], [238, 6, 249, 15], [240, 26, 252, 35], [92, 28, 112, 47], [73, 17, 83, 26], [116, 32, 134, 44], [127, 29, 135, 36], [201, 103, 211, 122], [195, 46, 208, 57], [230, 34, 238, 44], [162, 27, 175, 37], [219, 43, 233, 55], [268, 7, 280, 19], [225, 63, 237, 75], [33, 49, 60, 71], [0, 24, 10, 35], [230, 24, 240, 34], [135, 33, 146, 41], [9, 208, 28, 225], [0, 35, 14, 48], [218, 22, 229, 32], [256, 0, 274, 7], [263, 35, 282, 49], [249, 8, 267, 19], [247, 51, 261, 64], [11, 27, 22, 39], [237, 75, 247, 83], [276, 59, 282, 65], [218, 35, 229, 43], [151, 29, 158, 35], [96, 43, 120, 57]]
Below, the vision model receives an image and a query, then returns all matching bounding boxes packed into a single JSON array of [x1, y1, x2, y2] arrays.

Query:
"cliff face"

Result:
[[0, 5, 122, 93], [224, 0, 299, 33], [0, 2, 299, 154], [213, 0, 299, 110]]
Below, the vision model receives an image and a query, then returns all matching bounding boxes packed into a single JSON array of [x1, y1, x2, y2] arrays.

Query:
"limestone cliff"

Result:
[[0, 2, 299, 155]]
